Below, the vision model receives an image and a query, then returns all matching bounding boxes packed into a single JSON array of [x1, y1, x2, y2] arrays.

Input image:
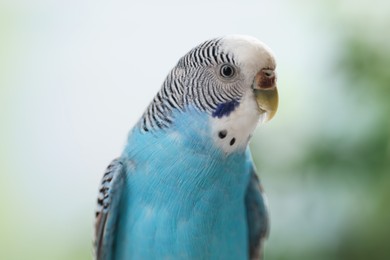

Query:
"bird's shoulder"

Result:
[[245, 159, 270, 260], [94, 158, 127, 260]]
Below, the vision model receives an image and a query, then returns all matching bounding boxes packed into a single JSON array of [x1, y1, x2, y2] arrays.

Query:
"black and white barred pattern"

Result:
[[141, 38, 244, 132], [96, 159, 123, 216]]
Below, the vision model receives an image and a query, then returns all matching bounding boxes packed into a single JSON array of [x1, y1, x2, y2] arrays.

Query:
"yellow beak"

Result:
[[253, 69, 279, 122]]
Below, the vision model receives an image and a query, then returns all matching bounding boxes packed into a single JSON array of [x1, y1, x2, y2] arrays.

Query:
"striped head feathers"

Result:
[[140, 35, 278, 153]]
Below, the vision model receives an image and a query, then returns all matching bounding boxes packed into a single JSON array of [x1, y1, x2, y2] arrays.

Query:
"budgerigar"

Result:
[[94, 35, 279, 260]]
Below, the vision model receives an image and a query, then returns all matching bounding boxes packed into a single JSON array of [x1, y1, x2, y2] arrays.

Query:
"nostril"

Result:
[[262, 69, 274, 78], [255, 69, 276, 89]]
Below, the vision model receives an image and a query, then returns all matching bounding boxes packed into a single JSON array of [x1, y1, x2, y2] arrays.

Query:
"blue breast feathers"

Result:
[[117, 105, 251, 259]]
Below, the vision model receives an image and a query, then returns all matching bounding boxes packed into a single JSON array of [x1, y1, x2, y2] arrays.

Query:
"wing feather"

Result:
[[94, 158, 125, 260], [245, 166, 270, 260]]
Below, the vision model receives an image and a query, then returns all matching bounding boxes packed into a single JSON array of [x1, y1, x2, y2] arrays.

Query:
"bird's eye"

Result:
[[220, 64, 236, 79]]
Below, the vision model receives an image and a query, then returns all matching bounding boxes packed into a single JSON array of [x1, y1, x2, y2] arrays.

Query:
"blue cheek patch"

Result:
[[212, 100, 240, 118]]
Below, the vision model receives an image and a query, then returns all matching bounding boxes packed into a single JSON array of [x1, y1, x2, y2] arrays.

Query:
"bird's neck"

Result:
[[121, 106, 251, 198]]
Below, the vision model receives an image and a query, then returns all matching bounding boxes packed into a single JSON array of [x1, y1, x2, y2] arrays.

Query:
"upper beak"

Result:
[[253, 69, 279, 122]]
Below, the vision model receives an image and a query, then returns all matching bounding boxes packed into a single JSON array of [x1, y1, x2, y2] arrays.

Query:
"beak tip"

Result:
[[254, 87, 279, 123]]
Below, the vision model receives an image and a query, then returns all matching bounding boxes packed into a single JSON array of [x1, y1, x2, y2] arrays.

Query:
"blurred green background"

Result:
[[1, 0, 389, 259]]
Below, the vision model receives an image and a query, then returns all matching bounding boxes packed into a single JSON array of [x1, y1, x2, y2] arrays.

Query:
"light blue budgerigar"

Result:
[[94, 35, 279, 260]]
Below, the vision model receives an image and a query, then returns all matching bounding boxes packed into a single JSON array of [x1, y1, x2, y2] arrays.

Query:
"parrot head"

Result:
[[212, 35, 278, 123], [141, 35, 278, 153]]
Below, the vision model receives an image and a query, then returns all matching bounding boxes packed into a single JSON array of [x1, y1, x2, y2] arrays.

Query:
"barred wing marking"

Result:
[[94, 158, 125, 260]]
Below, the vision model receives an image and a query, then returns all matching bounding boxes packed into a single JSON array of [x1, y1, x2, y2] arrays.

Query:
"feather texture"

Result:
[[94, 159, 125, 260], [94, 35, 277, 259], [141, 38, 243, 132]]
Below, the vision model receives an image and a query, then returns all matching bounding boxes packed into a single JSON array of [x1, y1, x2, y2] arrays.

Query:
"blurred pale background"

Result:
[[1, 0, 389, 259]]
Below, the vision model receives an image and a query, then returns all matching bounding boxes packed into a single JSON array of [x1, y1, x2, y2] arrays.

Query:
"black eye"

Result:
[[220, 64, 236, 79]]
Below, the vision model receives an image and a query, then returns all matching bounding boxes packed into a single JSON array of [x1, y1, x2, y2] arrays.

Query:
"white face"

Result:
[[220, 35, 276, 81], [210, 35, 277, 154], [210, 89, 260, 154]]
